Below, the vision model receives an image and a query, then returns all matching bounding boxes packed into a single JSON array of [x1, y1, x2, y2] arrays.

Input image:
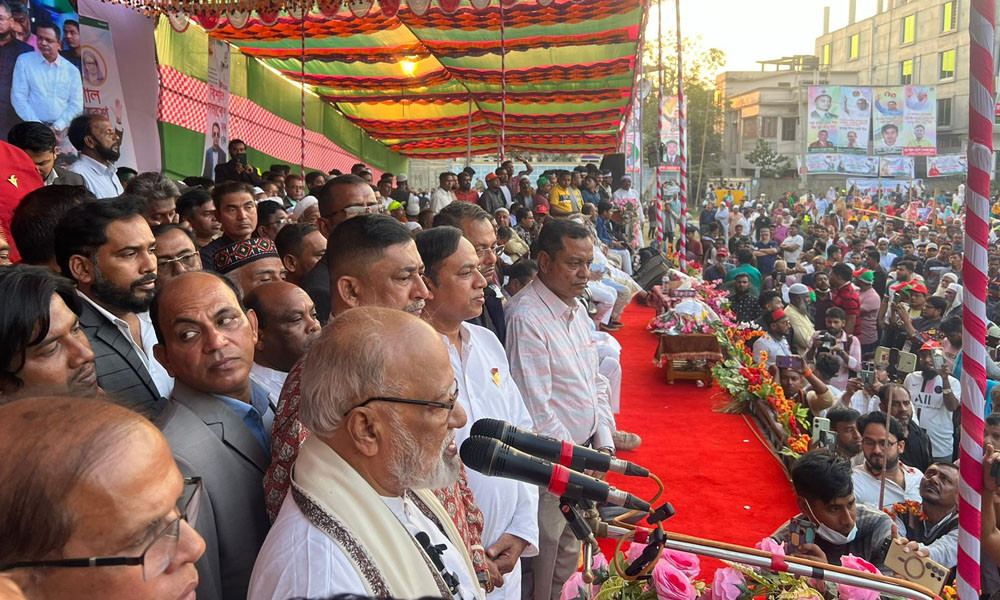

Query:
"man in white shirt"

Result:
[[904, 342, 961, 462], [505, 219, 615, 600], [10, 22, 82, 138], [54, 196, 173, 417], [67, 113, 125, 199], [851, 411, 923, 510], [249, 307, 483, 600], [431, 171, 458, 214], [753, 309, 792, 366], [416, 226, 539, 599], [244, 281, 321, 400], [781, 222, 804, 268]]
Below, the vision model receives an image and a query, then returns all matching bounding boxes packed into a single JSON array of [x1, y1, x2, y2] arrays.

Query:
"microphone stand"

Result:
[[557, 496, 601, 583]]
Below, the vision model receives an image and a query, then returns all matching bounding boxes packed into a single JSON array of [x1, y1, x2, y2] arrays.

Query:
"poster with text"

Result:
[[872, 86, 904, 155], [807, 86, 840, 151], [838, 154, 879, 176], [847, 177, 921, 194], [879, 156, 914, 178], [926, 154, 966, 177], [837, 86, 872, 154], [203, 38, 231, 181], [902, 85, 936, 156], [79, 15, 136, 168], [659, 95, 680, 170], [805, 153, 839, 174]]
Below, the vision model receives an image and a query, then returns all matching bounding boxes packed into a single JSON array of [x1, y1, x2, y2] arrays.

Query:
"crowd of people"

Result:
[[0, 120, 657, 600]]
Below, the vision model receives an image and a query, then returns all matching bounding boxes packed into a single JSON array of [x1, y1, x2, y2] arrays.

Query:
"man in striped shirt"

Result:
[[505, 218, 616, 600]]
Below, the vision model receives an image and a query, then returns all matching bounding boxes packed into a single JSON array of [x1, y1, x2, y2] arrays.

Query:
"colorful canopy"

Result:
[[181, 0, 643, 158]]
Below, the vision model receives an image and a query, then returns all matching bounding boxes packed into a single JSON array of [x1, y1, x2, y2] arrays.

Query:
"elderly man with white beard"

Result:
[[249, 307, 482, 600]]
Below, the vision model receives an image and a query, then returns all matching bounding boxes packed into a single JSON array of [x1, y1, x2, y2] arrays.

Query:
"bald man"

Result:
[[250, 307, 482, 600], [152, 271, 274, 600], [0, 397, 205, 599], [244, 281, 321, 399]]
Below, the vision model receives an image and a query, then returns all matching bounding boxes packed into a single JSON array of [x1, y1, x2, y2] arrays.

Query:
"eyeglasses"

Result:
[[0, 477, 202, 581], [156, 251, 200, 273], [861, 438, 899, 449], [326, 203, 380, 220], [343, 379, 460, 416], [476, 245, 502, 261]]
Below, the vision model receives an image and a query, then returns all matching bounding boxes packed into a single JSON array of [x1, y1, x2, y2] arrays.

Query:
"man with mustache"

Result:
[[152, 271, 276, 600], [55, 196, 172, 418], [889, 461, 959, 571], [66, 114, 124, 199], [250, 308, 482, 600], [200, 182, 259, 272], [416, 226, 539, 598], [851, 411, 923, 510], [0, 264, 99, 400]]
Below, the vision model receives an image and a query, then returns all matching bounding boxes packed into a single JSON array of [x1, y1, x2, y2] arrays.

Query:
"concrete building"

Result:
[[716, 57, 858, 178]]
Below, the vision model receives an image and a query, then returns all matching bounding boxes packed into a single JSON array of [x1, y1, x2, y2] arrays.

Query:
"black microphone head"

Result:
[[469, 418, 510, 441], [460, 435, 502, 475]]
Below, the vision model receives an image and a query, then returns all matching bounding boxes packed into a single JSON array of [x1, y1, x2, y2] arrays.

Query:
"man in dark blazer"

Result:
[[6, 120, 86, 186], [203, 122, 227, 180], [152, 271, 274, 600], [54, 196, 172, 418], [214, 138, 263, 185]]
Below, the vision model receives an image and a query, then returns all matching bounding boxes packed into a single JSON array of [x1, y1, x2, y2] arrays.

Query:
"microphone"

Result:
[[460, 436, 651, 512], [469, 418, 649, 477]]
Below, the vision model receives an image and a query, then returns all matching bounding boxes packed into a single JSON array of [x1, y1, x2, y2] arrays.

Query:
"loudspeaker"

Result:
[[600, 153, 625, 189]]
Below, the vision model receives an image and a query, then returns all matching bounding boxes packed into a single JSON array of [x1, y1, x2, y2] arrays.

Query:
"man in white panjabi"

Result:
[[416, 226, 540, 599], [248, 307, 484, 600]]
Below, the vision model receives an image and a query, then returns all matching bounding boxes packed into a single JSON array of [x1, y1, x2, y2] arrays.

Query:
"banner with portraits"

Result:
[[659, 95, 681, 171], [872, 87, 905, 155], [878, 155, 914, 178], [926, 154, 967, 177], [202, 38, 231, 181], [837, 86, 872, 154], [807, 86, 840, 152], [902, 85, 936, 156], [847, 177, 921, 195], [79, 16, 136, 168], [804, 154, 878, 176]]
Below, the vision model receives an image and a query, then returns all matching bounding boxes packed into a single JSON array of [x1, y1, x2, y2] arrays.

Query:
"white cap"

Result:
[[291, 195, 318, 221], [788, 283, 810, 296], [252, 186, 265, 196], [396, 174, 408, 183], [406, 193, 420, 216], [878, 237, 890, 244]]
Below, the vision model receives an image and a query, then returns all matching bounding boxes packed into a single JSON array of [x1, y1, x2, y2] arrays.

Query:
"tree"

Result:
[[746, 140, 791, 177]]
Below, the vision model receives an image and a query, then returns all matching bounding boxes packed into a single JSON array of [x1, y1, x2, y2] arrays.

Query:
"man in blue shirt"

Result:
[[596, 200, 632, 275], [754, 226, 780, 278]]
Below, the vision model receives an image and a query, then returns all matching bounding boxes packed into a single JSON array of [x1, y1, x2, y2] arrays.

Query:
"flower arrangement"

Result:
[[887, 500, 928, 522]]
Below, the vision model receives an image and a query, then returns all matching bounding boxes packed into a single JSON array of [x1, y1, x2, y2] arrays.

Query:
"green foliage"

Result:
[[745, 139, 792, 177]]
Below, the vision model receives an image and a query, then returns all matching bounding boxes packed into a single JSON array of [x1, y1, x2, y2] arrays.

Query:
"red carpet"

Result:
[[601, 301, 800, 569]]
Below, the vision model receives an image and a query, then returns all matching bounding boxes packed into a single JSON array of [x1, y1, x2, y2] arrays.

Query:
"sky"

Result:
[[649, 0, 880, 75]]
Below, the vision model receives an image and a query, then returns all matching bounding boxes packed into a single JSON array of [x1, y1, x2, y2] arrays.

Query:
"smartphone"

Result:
[[860, 361, 875, 387], [236, 153, 248, 166], [776, 355, 805, 371], [813, 417, 836, 452], [897, 351, 918, 374], [874, 346, 890, 368], [787, 517, 816, 555], [932, 352, 944, 371], [885, 540, 948, 594]]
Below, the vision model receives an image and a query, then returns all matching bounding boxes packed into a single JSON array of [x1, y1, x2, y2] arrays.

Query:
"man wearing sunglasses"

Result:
[[251, 307, 482, 600], [0, 397, 206, 599], [152, 271, 275, 600]]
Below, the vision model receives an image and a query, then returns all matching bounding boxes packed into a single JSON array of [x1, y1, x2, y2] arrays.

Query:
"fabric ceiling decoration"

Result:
[[153, 0, 644, 158]]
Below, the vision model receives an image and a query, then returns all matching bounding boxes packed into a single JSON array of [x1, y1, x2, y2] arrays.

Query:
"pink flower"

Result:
[[590, 552, 609, 572], [755, 536, 786, 557], [651, 559, 697, 600], [559, 571, 594, 600], [660, 548, 700, 579], [838, 554, 879, 600], [710, 567, 745, 600], [625, 542, 647, 562]]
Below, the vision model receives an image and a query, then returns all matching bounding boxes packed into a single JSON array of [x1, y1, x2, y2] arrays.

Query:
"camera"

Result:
[[816, 331, 837, 354]]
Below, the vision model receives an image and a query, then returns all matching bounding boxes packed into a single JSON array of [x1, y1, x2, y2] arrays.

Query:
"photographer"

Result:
[[805, 307, 861, 391], [904, 341, 961, 463], [772, 452, 894, 570]]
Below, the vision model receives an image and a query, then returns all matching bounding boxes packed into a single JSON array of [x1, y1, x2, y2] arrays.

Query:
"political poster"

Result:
[[837, 86, 872, 154], [879, 156, 914, 178], [847, 177, 921, 195], [926, 154, 967, 177], [872, 87, 904, 155], [902, 85, 936, 156], [805, 153, 839, 174], [202, 38, 231, 181], [807, 86, 840, 152], [79, 15, 136, 167], [659, 95, 681, 171], [837, 154, 879, 176]]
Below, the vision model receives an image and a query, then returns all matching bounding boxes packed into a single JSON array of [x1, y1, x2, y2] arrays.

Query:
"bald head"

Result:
[[299, 306, 447, 437], [244, 281, 321, 372]]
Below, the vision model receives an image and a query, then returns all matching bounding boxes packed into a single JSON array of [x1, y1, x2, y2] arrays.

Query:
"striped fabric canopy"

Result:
[[184, 0, 643, 158]]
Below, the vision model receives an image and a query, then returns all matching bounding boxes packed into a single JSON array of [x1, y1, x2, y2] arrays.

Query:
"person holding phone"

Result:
[[904, 341, 961, 463], [214, 139, 263, 185], [805, 307, 861, 391]]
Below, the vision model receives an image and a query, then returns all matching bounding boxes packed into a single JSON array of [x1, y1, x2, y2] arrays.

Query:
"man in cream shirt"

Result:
[[249, 307, 483, 600]]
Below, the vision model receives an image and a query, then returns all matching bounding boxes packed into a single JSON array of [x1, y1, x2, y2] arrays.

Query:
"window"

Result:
[[900, 59, 913, 84], [742, 117, 758, 139], [761, 117, 778, 138], [942, 1, 957, 31], [781, 117, 797, 141], [822, 43, 830, 66], [902, 14, 916, 44], [937, 98, 952, 126], [940, 49, 956, 79], [848, 33, 859, 60]]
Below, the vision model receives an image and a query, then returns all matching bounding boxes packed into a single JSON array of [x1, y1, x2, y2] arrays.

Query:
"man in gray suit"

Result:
[[6, 120, 86, 186], [54, 196, 173, 418], [152, 270, 274, 600]]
